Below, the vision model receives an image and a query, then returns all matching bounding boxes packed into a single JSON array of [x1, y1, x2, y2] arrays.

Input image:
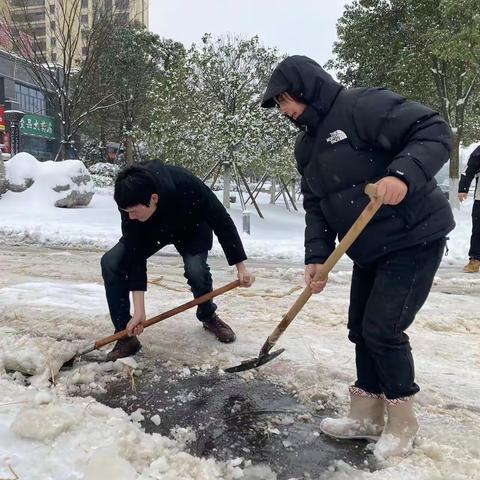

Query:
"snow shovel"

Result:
[[224, 183, 383, 373], [62, 279, 241, 368]]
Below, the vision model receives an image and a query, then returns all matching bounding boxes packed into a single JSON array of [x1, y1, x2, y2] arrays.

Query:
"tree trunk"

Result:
[[270, 177, 276, 204], [223, 162, 231, 209], [126, 134, 134, 166], [449, 129, 460, 209]]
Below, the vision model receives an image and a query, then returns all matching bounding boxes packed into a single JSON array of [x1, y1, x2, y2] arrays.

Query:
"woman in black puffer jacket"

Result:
[[261, 55, 454, 460]]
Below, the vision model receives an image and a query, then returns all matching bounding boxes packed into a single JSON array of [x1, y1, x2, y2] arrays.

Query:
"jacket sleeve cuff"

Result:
[[128, 282, 147, 292], [385, 167, 411, 189], [226, 251, 248, 266]]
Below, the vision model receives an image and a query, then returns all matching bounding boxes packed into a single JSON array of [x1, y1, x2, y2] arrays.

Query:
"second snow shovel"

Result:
[[62, 279, 241, 368], [224, 183, 383, 373]]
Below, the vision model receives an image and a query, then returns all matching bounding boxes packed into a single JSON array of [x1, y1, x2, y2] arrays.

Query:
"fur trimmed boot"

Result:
[[373, 396, 418, 459], [320, 387, 386, 441]]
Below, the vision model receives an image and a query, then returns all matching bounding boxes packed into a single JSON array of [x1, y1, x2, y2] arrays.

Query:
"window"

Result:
[[50, 37, 56, 46], [116, 12, 129, 24], [81, 14, 88, 24], [50, 21, 55, 31], [36, 40, 46, 52], [82, 46, 88, 56], [50, 4, 55, 14], [12, 11, 45, 23], [31, 26, 46, 37], [116, 0, 129, 9], [51, 52, 57, 62], [11, 0, 43, 6], [81, 0, 88, 8], [15, 83, 47, 115]]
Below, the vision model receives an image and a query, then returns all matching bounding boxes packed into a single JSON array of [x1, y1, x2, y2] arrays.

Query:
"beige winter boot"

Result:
[[374, 396, 419, 460], [320, 387, 385, 441]]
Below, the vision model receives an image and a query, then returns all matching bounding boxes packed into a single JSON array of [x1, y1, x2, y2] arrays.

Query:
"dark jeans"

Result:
[[101, 242, 217, 332], [347, 238, 446, 400], [469, 200, 480, 260]]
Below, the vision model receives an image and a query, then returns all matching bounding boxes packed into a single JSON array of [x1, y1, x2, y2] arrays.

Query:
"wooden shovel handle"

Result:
[[94, 279, 240, 349], [265, 183, 382, 348]]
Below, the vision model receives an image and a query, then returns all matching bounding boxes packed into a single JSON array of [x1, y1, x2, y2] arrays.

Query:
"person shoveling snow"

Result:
[[101, 163, 255, 361], [261, 55, 455, 460]]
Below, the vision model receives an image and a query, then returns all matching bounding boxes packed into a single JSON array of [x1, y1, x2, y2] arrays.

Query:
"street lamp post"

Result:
[[4, 109, 25, 156]]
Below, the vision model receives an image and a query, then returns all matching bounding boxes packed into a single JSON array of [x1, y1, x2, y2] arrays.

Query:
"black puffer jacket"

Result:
[[459, 145, 480, 200], [120, 161, 247, 291], [262, 56, 455, 266]]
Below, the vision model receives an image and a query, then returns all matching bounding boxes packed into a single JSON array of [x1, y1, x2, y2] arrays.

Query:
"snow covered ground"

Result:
[[0, 154, 479, 479], [0, 180, 476, 266], [0, 244, 479, 480]]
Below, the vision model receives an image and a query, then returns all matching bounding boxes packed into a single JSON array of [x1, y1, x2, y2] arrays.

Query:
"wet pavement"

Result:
[[92, 358, 372, 479]]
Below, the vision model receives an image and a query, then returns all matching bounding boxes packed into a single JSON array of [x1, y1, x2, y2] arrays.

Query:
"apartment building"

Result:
[[0, 0, 149, 62]]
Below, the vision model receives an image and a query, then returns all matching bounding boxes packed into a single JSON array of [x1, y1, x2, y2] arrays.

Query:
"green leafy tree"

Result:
[[83, 23, 164, 165], [328, 0, 480, 200], [144, 34, 296, 208]]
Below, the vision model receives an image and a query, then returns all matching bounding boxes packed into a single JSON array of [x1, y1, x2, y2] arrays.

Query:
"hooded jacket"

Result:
[[262, 55, 455, 266], [119, 161, 247, 291]]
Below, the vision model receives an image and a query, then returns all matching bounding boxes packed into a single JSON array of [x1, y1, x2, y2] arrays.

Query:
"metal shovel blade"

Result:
[[224, 348, 285, 373]]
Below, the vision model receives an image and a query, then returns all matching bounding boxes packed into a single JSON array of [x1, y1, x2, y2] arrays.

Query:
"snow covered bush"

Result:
[[3, 152, 94, 208], [79, 140, 106, 168], [88, 162, 121, 187]]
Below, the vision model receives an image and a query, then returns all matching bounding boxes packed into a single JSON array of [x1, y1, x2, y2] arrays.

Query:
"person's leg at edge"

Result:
[[361, 239, 445, 459], [320, 263, 386, 441], [182, 251, 236, 343]]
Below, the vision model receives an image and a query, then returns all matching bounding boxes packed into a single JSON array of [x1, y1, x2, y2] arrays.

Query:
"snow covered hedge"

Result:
[[88, 162, 121, 187], [3, 152, 94, 208]]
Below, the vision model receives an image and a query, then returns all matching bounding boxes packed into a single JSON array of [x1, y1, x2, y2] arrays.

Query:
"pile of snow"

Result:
[[0, 328, 77, 387], [0, 376, 276, 480], [4, 152, 94, 207]]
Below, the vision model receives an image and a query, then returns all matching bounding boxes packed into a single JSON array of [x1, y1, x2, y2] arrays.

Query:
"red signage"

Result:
[[0, 105, 5, 132], [1, 132, 9, 154]]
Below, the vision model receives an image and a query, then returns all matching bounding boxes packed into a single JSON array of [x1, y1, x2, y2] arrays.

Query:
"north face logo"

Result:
[[326, 130, 347, 144]]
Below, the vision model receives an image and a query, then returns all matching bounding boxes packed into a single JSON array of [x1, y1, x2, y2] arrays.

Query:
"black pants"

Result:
[[348, 238, 445, 400], [469, 200, 480, 260], [101, 242, 217, 332]]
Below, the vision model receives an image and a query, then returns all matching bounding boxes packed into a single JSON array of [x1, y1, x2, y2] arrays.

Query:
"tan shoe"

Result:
[[463, 259, 480, 273], [373, 396, 419, 460], [203, 315, 236, 343], [106, 336, 141, 361], [320, 386, 385, 441]]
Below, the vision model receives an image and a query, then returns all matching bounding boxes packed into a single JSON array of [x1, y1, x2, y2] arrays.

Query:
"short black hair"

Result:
[[114, 165, 157, 209]]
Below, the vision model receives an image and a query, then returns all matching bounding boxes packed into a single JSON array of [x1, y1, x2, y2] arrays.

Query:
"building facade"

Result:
[[0, 0, 149, 63], [0, 49, 59, 160]]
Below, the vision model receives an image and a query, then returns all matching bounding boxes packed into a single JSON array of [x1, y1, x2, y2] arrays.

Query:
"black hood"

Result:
[[261, 55, 343, 124]]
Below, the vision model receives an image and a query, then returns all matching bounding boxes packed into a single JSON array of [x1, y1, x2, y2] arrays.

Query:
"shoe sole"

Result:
[[106, 344, 142, 362], [320, 427, 380, 442]]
